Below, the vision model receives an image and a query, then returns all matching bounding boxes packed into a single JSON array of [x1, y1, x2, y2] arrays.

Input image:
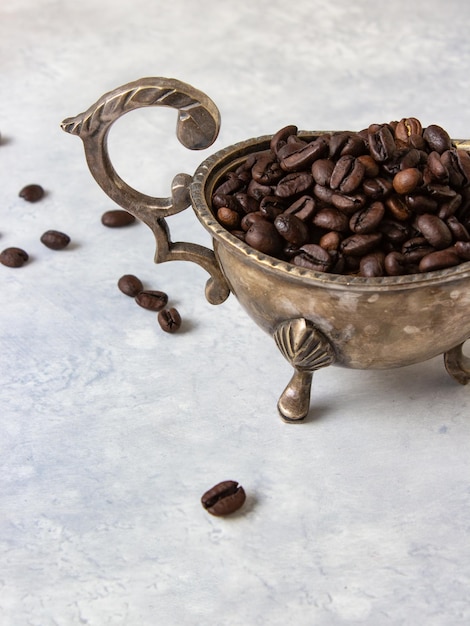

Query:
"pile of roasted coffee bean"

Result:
[[212, 119, 470, 276]]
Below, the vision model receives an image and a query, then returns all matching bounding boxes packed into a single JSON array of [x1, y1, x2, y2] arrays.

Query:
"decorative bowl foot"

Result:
[[273, 318, 335, 422], [444, 342, 470, 385]]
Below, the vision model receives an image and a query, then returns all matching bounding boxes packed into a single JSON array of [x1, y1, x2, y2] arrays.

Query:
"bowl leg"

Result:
[[273, 318, 335, 423], [444, 342, 470, 385]]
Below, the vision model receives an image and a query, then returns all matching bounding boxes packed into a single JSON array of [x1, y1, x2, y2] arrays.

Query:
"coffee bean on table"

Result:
[[101, 209, 136, 227], [135, 290, 168, 311], [118, 274, 143, 297], [157, 307, 182, 333], [0, 247, 29, 268], [40, 230, 71, 250], [19, 184, 44, 202], [201, 480, 246, 516]]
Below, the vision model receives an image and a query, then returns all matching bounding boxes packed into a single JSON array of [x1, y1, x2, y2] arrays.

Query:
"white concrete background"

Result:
[[1, 1, 470, 624]]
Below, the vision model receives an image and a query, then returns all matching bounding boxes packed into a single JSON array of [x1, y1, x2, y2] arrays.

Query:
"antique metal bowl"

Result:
[[62, 77, 470, 422]]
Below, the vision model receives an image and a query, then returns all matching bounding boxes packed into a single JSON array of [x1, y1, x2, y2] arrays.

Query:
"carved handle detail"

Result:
[[61, 77, 230, 305]]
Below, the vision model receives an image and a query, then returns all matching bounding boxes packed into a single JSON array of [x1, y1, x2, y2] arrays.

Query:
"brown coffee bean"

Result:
[[0, 247, 29, 268], [330, 155, 365, 193], [201, 480, 246, 516], [386, 196, 412, 221], [217, 207, 240, 229], [362, 177, 393, 199], [252, 155, 283, 184], [319, 231, 342, 251], [270, 125, 298, 155], [157, 307, 182, 333], [275, 171, 313, 198], [293, 244, 333, 272], [402, 237, 435, 263], [368, 125, 396, 162], [19, 184, 44, 202], [240, 211, 266, 232], [312, 208, 349, 232], [392, 168, 422, 194], [357, 154, 380, 178], [359, 251, 386, 277], [101, 209, 136, 227], [245, 219, 284, 256], [118, 274, 143, 297], [311, 158, 335, 186], [418, 248, 460, 272], [331, 192, 366, 214], [349, 201, 385, 234], [423, 124, 452, 154], [40, 230, 71, 250], [135, 290, 168, 311], [455, 240, 470, 260], [395, 118, 423, 143], [384, 251, 408, 276], [340, 233, 383, 257], [416, 214, 453, 249], [284, 195, 316, 221], [280, 136, 328, 171], [274, 213, 309, 245]]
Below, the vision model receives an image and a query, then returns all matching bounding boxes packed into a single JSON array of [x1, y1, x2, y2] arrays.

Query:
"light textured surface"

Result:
[[1, 1, 470, 624]]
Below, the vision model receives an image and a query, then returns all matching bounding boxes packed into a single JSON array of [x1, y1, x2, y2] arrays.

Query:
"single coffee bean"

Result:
[[19, 184, 44, 202], [395, 117, 423, 144], [157, 307, 182, 333], [259, 196, 286, 220], [386, 196, 412, 221], [293, 243, 333, 272], [402, 237, 435, 263], [423, 124, 452, 154], [384, 251, 409, 276], [319, 231, 342, 251], [359, 251, 386, 277], [331, 192, 366, 214], [405, 194, 438, 214], [280, 136, 328, 172], [418, 248, 460, 272], [270, 125, 298, 155], [284, 195, 316, 221], [217, 207, 241, 229], [357, 154, 380, 178], [245, 219, 284, 256], [101, 209, 136, 227], [247, 178, 273, 201], [0, 247, 29, 268], [252, 155, 283, 184], [118, 274, 143, 297], [312, 208, 349, 232], [135, 290, 168, 311], [234, 192, 259, 214], [392, 168, 422, 194], [446, 216, 469, 241], [368, 124, 396, 162], [212, 172, 245, 197], [416, 214, 453, 249], [427, 151, 449, 182], [311, 158, 335, 186], [201, 480, 246, 516], [362, 176, 393, 199], [349, 201, 385, 234], [240, 211, 266, 232], [275, 171, 313, 198], [40, 230, 71, 250], [455, 240, 470, 260], [330, 155, 365, 193], [340, 233, 383, 257], [274, 213, 309, 245]]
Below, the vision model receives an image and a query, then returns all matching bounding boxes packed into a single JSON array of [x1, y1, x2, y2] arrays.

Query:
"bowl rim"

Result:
[[190, 132, 470, 291]]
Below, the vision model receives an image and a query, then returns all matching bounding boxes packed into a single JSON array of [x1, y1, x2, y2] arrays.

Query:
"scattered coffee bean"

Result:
[[101, 209, 136, 227], [212, 119, 470, 276], [0, 247, 29, 268], [40, 230, 71, 250], [157, 307, 182, 333], [19, 184, 44, 202], [118, 274, 143, 297], [135, 290, 168, 311], [201, 480, 246, 516]]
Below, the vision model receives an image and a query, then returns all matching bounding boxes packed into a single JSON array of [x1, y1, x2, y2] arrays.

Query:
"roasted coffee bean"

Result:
[[293, 244, 332, 272], [446, 216, 469, 241], [274, 213, 309, 246], [284, 195, 316, 221], [40, 230, 71, 250], [405, 194, 438, 215], [380, 219, 411, 245], [362, 176, 393, 199], [394, 117, 423, 144], [275, 172, 313, 198], [259, 196, 286, 220], [357, 154, 380, 178], [455, 240, 470, 260], [419, 248, 460, 272], [440, 150, 466, 188], [240, 211, 266, 232], [319, 231, 342, 251], [349, 201, 385, 234], [135, 290, 168, 311], [213, 172, 245, 197], [359, 251, 385, 277], [118, 274, 144, 297], [270, 125, 298, 155], [252, 155, 283, 184], [19, 184, 44, 202], [201, 480, 246, 516], [330, 155, 365, 193], [386, 195, 412, 221], [245, 219, 284, 256], [0, 247, 29, 268], [331, 192, 366, 214], [234, 192, 259, 214], [384, 251, 408, 276], [340, 233, 382, 257], [217, 207, 241, 229], [402, 237, 435, 263], [312, 208, 349, 232], [423, 124, 452, 154], [311, 158, 335, 186], [101, 209, 136, 227], [158, 307, 182, 333], [416, 214, 452, 249], [392, 168, 422, 194], [280, 136, 328, 171], [329, 131, 365, 158], [427, 151, 449, 182], [368, 124, 396, 162], [247, 178, 272, 201], [313, 183, 334, 204]]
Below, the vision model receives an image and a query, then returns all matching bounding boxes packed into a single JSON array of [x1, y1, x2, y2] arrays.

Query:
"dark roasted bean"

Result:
[[275, 172, 313, 198], [101, 209, 136, 227], [19, 184, 44, 202], [427, 151, 449, 181], [157, 307, 182, 333], [386, 196, 412, 221], [245, 219, 284, 256], [349, 201, 385, 234], [313, 183, 334, 204], [270, 125, 298, 155], [331, 192, 366, 214], [330, 155, 365, 193], [0, 247, 29, 268], [395, 118, 423, 144], [368, 125, 396, 162], [379, 219, 411, 245], [359, 251, 386, 277], [118, 274, 144, 297], [201, 480, 246, 516], [392, 168, 422, 194], [405, 194, 438, 214], [340, 233, 382, 257], [234, 192, 259, 214], [293, 244, 332, 272], [284, 195, 316, 221], [247, 178, 272, 201], [357, 154, 380, 178], [446, 216, 470, 241], [362, 177, 393, 198], [311, 159, 335, 186], [280, 136, 328, 171], [252, 155, 284, 184], [384, 251, 408, 276], [40, 230, 71, 250], [274, 213, 309, 246], [423, 124, 452, 154], [329, 131, 366, 158], [313, 208, 349, 232], [419, 248, 460, 272], [240, 211, 266, 232], [401, 237, 435, 263], [135, 290, 168, 311], [416, 214, 453, 249], [455, 240, 470, 260], [259, 196, 286, 220]]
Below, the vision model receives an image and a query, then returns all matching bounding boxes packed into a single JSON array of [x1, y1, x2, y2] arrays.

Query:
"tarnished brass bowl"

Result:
[[62, 77, 470, 422]]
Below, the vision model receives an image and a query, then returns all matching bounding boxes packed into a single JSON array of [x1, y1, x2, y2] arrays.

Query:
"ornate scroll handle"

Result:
[[61, 77, 230, 304]]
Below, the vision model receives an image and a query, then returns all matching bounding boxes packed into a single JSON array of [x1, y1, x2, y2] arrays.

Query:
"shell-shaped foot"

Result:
[[444, 342, 470, 385], [274, 318, 335, 422]]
